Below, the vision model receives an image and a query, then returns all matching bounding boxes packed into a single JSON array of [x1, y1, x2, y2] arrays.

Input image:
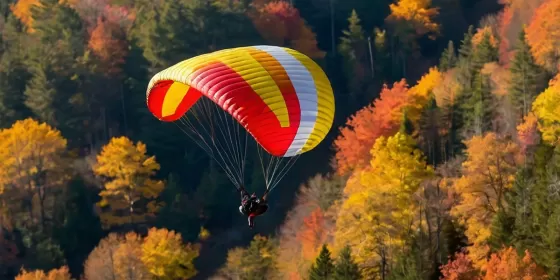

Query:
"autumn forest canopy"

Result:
[[0, 0, 560, 279]]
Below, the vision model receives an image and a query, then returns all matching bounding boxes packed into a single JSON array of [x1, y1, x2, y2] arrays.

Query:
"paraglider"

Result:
[[145, 45, 335, 227]]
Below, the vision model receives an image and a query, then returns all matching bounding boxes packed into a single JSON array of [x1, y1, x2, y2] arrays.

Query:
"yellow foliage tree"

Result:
[[93, 136, 164, 228], [386, 0, 440, 43], [84, 228, 199, 280], [114, 232, 151, 280], [334, 132, 432, 277], [84, 232, 150, 280], [451, 133, 521, 269], [15, 266, 72, 280], [141, 227, 199, 280], [531, 74, 560, 145], [433, 69, 461, 109], [0, 118, 68, 229], [408, 67, 443, 123]]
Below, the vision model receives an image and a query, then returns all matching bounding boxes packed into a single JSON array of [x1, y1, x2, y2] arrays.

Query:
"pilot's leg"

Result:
[[248, 216, 254, 229]]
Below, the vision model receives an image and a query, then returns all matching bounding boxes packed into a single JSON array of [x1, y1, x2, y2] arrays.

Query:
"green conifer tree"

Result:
[[333, 245, 361, 280], [439, 40, 457, 71], [309, 244, 335, 280], [509, 28, 547, 118]]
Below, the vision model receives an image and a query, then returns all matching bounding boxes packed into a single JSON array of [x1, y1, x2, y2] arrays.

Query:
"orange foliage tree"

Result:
[[451, 133, 522, 269], [334, 79, 410, 174], [497, 0, 547, 65], [526, 0, 560, 72], [15, 266, 72, 280], [484, 247, 548, 279], [440, 252, 480, 280], [516, 112, 540, 158], [297, 208, 327, 261], [275, 173, 344, 279], [250, 1, 324, 59], [88, 17, 128, 75], [10, 0, 40, 32]]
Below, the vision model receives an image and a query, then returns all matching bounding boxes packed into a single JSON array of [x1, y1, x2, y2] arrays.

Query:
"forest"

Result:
[[0, 0, 559, 279]]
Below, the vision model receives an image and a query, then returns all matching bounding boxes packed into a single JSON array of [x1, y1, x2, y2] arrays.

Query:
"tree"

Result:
[[386, 0, 440, 43], [276, 174, 345, 279], [0, 16, 32, 129], [88, 17, 128, 75], [83, 233, 150, 280], [531, 74, 560, 145], [333, 245, 361, 280], [497, 0, 546, 65], [432, 69, 463, 158], [141, 227, 199, 280], [309, 244, 334, 280], [481, 62, 511, 97], [439, 40, 457, 71], [472, 26, 498, 50], [113, 232, 151, 280], [334, 79, 410, 174], [484, 247, 548, 279], [9, 0, 40, 32], [337, 9, 370, 107], [0, 118, 68, 230], [334, 132, 432, 278], [92, 136, 164, 228], [439, 252, 480, 280], [221, 235, 277, 280], [461, 72, 495, 136], [471, 30, 499, 72], [418, 95, 442, 166], [455, 26, 475, 91], [525, 0, 560, 72], [15, 266, 72, 280], [516, 112, 540, 159], [509, 28, 547, 118], [450, 133, 521, 269], [298, 208, 328, 261], [250, 1, 324, 59], [408, 67, 443, 124], [385, 0, 440, 76]]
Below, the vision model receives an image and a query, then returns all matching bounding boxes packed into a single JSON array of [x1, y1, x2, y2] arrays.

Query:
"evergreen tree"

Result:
[[23, 0, 85, 134], [309, 244, 335, 280], [462, 72, 495, 135], [509, 28, 547, 118], [529, 146, 560, 278], [458, 25, 474, 60], [453, 26, 476, 142], [419, 95, 442, 165], [337, 9, 369, 108], [338, 9, 365, 62], [333, 245, 361, 280], [400, 108, 414, 135], [471, 31, 498, 72], [439, 40, 457, 71], [0, 16, 32, 128]]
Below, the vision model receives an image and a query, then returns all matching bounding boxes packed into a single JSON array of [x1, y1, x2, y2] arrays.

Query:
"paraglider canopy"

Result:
[[146, 45, 335, 192]]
